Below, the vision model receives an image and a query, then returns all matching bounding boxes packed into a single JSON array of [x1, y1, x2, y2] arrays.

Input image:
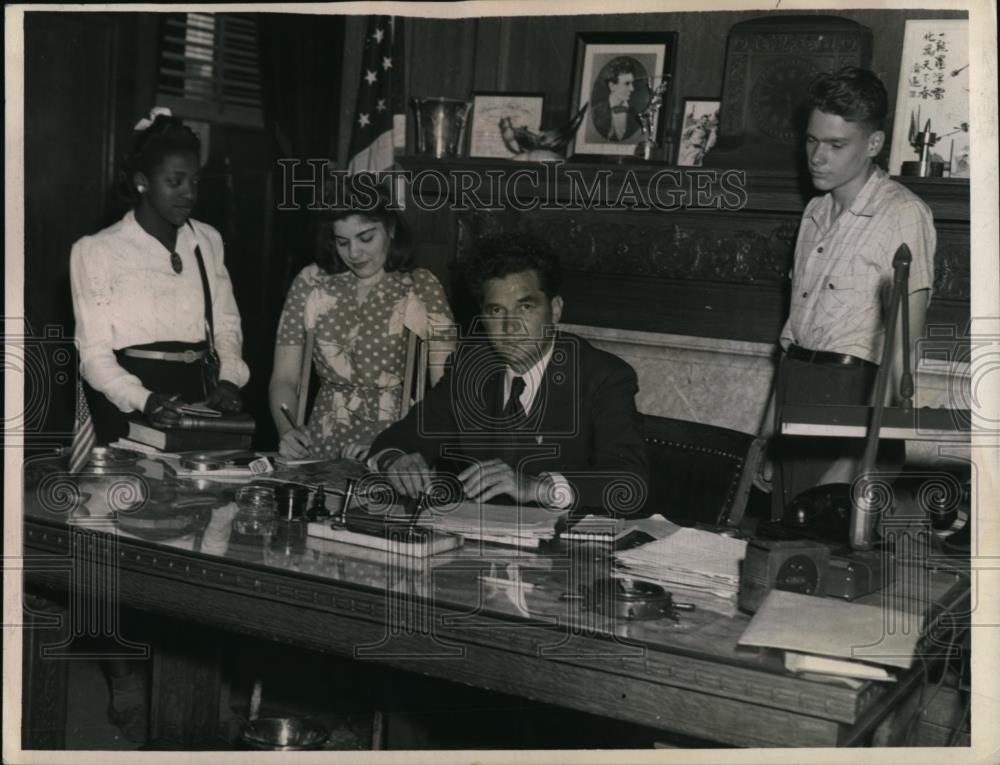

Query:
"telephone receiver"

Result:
[[782, 483, 852, 545]]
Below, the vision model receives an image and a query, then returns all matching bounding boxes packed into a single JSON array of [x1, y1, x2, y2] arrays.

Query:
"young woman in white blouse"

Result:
[[70, 108, 249, 445], [69, 109, 250, 740]]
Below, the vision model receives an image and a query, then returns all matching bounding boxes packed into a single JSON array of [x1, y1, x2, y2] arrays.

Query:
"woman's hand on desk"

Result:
[[206, 380, 243, 412], [278, 427, 314, 459], [143, 392, 183, 418]]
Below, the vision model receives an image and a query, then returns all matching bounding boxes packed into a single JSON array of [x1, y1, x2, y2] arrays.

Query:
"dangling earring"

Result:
[[137, 185, 146, 194]]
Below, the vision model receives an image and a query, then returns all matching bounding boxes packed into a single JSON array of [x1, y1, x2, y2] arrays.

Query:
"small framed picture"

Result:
[[570, 32, 676, 158], [468, 92, 545, 159], [676, 98, 721, 167]]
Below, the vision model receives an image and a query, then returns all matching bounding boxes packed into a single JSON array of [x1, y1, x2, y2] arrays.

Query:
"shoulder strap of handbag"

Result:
[[187, 221, 216, 351]]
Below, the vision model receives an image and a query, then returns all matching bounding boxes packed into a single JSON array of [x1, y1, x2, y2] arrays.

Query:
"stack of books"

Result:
[[121, 410, 254, 452], [615, 526, 747, 616]]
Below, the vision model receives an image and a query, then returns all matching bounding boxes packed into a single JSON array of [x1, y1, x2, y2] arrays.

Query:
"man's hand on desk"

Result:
[[382, 451, 434, 497], [458, 459, 537, 504], [457, 459, 568, 508], [379, 453, 569, 508]]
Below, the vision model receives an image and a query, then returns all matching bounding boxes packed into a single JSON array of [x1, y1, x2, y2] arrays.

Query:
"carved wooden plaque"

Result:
[[712, 16, 872, 168]]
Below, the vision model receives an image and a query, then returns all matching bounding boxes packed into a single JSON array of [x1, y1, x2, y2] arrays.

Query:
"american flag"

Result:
[[347, 15, 405, 174], [68, 378, 95, 473]]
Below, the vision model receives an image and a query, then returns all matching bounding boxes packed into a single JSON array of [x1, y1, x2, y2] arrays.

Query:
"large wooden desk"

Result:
[[20, 455, 969, 749]]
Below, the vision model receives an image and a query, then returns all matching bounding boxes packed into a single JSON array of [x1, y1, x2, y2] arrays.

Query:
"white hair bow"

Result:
[[134, 106, 173, 132]]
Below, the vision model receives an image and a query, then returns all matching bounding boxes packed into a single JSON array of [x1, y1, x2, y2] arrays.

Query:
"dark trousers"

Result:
[[84, 341, 207, 445], [771, 355, 905, 520]]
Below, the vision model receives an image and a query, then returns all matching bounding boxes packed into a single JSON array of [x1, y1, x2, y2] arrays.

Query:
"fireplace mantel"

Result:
[[400, 157, 970, 348], [398, 156, 969, 221]]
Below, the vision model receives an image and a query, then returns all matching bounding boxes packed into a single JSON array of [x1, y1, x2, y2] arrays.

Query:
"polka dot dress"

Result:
[[276, 266, 454, 457]]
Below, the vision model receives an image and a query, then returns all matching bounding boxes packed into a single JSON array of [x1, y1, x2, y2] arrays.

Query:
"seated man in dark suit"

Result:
[[370, 232, 648, 516]]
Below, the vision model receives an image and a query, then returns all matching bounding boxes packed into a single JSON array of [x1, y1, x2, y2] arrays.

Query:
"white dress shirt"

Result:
[[70, 210, 250, 413], [502, 342, 574, 509], [501, 342, 554, 417]]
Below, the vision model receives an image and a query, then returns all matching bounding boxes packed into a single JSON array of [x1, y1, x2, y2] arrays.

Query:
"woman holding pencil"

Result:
[[269, 187, 455, 460]]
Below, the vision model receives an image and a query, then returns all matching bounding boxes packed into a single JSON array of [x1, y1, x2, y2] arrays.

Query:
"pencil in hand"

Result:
[[279, 403, 312, 457], [279, 403, 298, 430]]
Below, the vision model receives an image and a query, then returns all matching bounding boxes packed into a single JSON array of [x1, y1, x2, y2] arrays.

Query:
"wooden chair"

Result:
[[294, 329, 316, 427], [294, 328, 429, 427], [641, 414, 766, 529], [398, 328, 428, 420]]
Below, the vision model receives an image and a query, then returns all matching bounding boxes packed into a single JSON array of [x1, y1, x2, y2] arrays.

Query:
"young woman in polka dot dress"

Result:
[[269, 193, 455, 460]]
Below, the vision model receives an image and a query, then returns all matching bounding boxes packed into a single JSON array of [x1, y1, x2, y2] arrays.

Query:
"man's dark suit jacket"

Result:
[[371, 332, 649, 515], [590, 100, 642, 142]]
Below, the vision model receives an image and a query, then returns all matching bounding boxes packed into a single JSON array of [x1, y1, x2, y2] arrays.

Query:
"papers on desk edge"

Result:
[[738, 589, 921, 671], [615, 525, 747, 616], [425, 500, 564, 548], [784, 652, 894, 685]]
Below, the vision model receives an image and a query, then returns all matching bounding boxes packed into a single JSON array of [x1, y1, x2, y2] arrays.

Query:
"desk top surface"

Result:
[[21, 452, 968, 742], [22, 452, 964, 660]]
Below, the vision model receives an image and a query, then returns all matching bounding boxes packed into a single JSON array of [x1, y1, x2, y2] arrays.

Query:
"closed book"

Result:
[[127, 418, 251, 451], [148, 410, 256, 434]]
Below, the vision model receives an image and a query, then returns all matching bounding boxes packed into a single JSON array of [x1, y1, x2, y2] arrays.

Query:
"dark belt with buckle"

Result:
[[786, 343, 876, 368]]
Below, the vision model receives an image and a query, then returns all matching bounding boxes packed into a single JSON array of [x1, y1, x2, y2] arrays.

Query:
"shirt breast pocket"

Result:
[[819, 274, 867, 309]]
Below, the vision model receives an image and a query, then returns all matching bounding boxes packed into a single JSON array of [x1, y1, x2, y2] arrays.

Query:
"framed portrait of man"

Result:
[[570, 32, 676, 158]]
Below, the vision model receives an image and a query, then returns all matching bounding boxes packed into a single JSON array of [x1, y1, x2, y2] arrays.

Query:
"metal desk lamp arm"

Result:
[[850, 244, 911, 550]]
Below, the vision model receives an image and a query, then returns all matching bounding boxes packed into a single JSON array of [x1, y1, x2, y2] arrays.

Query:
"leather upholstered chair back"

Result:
[[641, 414, 765, 529]]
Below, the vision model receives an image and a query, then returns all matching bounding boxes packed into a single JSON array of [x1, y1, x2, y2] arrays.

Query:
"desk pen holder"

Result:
[[274, 484, 311, 521]]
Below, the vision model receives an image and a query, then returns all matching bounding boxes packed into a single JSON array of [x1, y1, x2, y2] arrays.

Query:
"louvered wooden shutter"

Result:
[[157, 12, 262, 128]]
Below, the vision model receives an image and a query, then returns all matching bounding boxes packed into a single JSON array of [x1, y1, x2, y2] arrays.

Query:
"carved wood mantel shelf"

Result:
[[400, 157, 970, 345]]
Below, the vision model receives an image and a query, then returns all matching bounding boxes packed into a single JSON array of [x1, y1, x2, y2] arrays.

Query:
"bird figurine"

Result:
[[498, 104, 590, 161]]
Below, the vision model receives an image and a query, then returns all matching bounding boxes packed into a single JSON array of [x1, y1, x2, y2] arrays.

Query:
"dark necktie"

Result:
[[502, 376, 527, 428]]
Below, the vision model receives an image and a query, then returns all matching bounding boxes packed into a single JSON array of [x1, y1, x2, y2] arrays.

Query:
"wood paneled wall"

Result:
[[22, 12, 155, 444], [338, 9, 969, 163]]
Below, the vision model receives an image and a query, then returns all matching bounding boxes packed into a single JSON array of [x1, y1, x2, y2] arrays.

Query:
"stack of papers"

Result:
[[784, 652, 894, 687], [615, 527, 747, 616], [424, 501, 563, 548], [738, 590, 919, 672]]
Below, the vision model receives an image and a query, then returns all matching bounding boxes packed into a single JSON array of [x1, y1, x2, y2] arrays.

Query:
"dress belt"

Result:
[[785, 343, 876, 368], [122, 348, 206, 363]]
